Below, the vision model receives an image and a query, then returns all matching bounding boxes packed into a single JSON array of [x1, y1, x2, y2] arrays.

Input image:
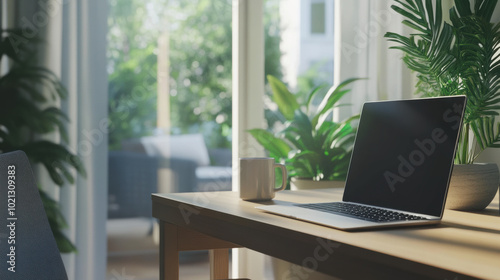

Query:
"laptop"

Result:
[[256, 96, 467, 230]]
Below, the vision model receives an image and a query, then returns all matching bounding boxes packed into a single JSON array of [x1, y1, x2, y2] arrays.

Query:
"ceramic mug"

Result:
[[239, 157, 287, 201]]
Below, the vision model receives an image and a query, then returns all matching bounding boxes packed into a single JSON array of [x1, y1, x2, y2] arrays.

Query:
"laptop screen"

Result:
[[343, 96, 466, 217]]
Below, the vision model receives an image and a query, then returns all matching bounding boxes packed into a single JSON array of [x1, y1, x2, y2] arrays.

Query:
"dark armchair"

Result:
[[0, 151, 67, 279], [107, 151, 198, 219]]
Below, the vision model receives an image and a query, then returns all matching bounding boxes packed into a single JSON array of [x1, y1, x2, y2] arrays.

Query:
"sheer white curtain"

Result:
[[48, 1, 108, 279], [334, 0, 416, 120], [11, 1, 108, 279]]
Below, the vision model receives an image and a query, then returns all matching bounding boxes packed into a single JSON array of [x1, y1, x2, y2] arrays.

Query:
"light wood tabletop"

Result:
[[152, 188, 500, 280]]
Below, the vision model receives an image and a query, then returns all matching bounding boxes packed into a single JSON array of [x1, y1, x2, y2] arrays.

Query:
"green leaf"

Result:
[[251, 73, 360, 180], [247, 128, 291, 158], [290, 150, 321, 179], [40, 189, 77, 253], [283, 110, 316, 150], [311, 78, 361, 128], [306, 85, 327, 114], [267, 75, 300, 120], [454, 0, 472, 17], [14, 141, 86, 186], [1, 27, 83, 255]]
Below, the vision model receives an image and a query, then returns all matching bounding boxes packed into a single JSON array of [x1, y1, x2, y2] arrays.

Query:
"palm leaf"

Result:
[[387, 0, 500, 163], [386, 0, 457, 98]]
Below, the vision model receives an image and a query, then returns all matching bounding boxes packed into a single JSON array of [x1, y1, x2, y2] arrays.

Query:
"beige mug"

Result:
[[239, 157, 287, 201]]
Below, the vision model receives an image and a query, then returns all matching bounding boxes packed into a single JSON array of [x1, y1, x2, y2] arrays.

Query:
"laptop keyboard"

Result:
[[297, 202, 428, 223]]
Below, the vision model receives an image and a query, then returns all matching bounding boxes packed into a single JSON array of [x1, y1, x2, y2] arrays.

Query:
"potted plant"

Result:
[[0, 28, 85, 251], [385, 0, 500, 210], [248, 75, 360, 189]]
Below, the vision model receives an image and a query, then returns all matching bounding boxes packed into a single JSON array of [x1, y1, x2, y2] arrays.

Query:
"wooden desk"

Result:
[[152, 189, 500, 280]]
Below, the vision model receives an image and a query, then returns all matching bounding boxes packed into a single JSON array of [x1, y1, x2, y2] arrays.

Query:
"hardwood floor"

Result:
[[107, 219, 220, 280], [106, 251, 212, 280]]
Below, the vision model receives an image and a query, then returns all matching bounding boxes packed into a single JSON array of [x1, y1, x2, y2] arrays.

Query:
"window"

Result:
[[107, 0, 232, 151], [107, 0, 233, 278], [268, 0, 334, 90], [310, 0, 326, 34]]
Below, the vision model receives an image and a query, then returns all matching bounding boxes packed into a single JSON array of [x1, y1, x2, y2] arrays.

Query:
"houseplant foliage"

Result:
[[0, 28, 85, 252], [385, 0, 500, 164], [249, 75, 359, 182]]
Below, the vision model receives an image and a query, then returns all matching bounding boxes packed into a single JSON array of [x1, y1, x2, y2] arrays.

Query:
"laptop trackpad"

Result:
[[256, 205, 377, 229]]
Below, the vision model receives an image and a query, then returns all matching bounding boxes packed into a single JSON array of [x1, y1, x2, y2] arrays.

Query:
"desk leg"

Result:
[[160, 221, 179, 280], [209, 249, 229, 280]]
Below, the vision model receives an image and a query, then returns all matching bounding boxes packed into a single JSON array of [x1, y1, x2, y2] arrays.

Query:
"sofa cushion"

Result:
[[195, 166, 232, 191], [138, 134, 210, 166]]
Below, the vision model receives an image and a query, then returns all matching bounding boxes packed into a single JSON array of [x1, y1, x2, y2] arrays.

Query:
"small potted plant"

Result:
[[385, 0, 500, 210], [249, 75, 360, 189]]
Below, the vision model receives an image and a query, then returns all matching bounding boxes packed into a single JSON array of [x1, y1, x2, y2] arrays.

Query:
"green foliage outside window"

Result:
[[107, 0, 283, 150]]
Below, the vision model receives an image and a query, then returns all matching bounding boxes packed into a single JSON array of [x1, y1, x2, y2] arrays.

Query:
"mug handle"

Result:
[[274, 163, 288, 192]]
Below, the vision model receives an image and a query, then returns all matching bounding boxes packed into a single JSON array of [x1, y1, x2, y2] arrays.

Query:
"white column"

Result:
[[157, 30, 171, 133], [232, 0, 267, 279], [232, 0, 265, 187]]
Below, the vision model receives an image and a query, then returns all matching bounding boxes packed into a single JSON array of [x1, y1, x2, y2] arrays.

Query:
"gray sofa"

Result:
[[107, 151, 198, 219], [107, 134, 232, 220]]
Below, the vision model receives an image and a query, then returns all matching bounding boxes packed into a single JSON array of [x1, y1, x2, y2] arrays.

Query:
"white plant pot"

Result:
[[446, 163, 499, 211], [290, 177, 345, 190]]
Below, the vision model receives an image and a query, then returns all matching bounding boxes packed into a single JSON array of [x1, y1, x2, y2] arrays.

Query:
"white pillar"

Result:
[[157, 31, 171, 133], [232, 0, 267, 279]]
